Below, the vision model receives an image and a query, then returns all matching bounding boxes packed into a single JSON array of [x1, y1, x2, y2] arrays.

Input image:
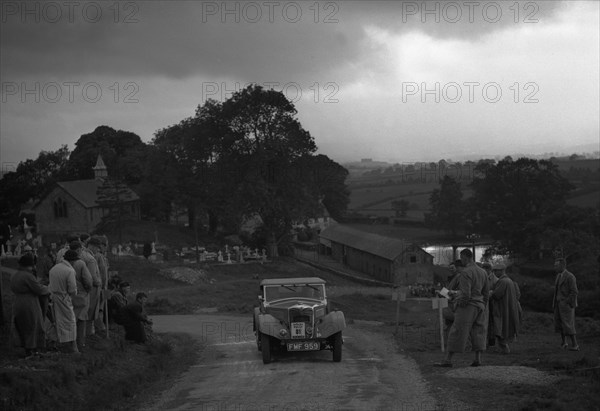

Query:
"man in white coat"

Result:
[[49, 250, 79, 354]]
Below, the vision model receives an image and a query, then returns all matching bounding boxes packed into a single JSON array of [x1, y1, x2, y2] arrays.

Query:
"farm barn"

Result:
[[318, 224, 434, 285]]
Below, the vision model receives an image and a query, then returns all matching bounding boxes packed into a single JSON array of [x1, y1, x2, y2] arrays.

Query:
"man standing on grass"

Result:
[[88, 237, 109, 334], [79, 236, 102, 338], [49, 252, 79, 354], [67, 245, 93, 351], [553, 258, 579, 351], [435, 248, 489, 367], [482, 262, 498, 347], [490, 263, 521, 353]]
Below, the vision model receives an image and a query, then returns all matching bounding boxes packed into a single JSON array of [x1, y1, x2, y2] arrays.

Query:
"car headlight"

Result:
[[306, 326, 313, 336], [279, 328, 288, 337]]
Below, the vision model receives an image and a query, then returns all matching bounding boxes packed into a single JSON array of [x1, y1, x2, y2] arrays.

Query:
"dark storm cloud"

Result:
[[0, 1, 566, 83], [0, 1, 356, 83]]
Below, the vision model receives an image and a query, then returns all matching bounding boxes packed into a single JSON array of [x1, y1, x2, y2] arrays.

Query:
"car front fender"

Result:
[[257, 313, 283, 339], [316, 311, 346, 339], [253, 307, 260, 331]]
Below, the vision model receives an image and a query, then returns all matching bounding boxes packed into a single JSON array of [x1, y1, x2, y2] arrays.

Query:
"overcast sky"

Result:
[[1, 0, 598, 171]]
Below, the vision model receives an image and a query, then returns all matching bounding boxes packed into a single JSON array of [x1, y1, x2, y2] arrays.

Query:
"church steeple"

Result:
[[93, 154, 108, 180]]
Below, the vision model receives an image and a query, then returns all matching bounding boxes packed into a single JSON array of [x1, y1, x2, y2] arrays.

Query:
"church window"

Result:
[[54, 198, 68, 218]]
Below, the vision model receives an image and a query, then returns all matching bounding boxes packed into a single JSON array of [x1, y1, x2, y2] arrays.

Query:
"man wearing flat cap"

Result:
[[553, 258, 579, 351]]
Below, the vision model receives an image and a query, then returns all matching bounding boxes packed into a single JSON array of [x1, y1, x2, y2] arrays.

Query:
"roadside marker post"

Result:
[[431, 297, 448, 352], [392, 286, 406, 335]]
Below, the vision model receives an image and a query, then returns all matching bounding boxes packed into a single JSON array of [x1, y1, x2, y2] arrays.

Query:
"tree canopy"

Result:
[[0, 145, 70, 223], [149, 85, 350, 255], [425, 175, 466, 236], [469, 157, 575, 256], [64, 125, 147, 186]]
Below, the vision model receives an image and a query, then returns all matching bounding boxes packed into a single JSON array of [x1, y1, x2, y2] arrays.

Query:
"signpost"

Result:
[[431, 297, 448, 352], [392, 286, 406, 335]]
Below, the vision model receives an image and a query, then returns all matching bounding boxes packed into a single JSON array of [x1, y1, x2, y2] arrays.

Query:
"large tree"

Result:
[[152, 117, 216, 229], [470, 157, 574, 256], [0, 145, 70, 224], [149, 85, 349, 256], [292, 154, 350, 221], [425, 175, 466, 236], [219, 85, 318, 256], [65, 125, 147, 186]]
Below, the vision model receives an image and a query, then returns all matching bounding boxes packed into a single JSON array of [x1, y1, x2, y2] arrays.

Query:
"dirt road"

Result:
[[143, 313, 439, 411]]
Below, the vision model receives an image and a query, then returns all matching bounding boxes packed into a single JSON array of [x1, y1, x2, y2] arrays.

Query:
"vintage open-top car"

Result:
[[253, 277, 346, 364]]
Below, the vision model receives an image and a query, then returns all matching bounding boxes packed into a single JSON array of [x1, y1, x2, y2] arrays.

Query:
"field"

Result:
[[349, 182, 439, 208], [567, 188, 600, 208], [346, 158, 600, 221]]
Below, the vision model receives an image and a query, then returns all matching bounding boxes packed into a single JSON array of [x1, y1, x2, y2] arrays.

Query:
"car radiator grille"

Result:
[[289, 308, 313, 325]]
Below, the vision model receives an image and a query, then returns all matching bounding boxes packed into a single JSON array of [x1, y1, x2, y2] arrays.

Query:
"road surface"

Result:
[[143, 313, 439, 411]]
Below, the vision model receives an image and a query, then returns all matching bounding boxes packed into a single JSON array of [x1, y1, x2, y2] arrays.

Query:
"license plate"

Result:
[[291, 322, 305, 339], [287, 341, 320, 351]]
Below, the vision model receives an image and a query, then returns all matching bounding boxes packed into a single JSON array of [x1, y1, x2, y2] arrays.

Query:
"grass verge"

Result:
[[0, 327, 199, 411]]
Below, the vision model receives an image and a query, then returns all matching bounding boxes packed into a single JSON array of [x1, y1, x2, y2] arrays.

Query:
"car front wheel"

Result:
[[332, 332, 342, 362], [256, 330, 262, 352], [261, 333, 272, 364]]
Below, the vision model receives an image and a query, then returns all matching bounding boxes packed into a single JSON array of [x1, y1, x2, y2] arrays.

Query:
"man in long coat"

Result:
[[88, 236, 109, 334], [490, 263, 521, 353], [10, 254, 50, 357], [65, 245, 93, 350], [553, 258, 579, 351], [482, 262, 498, 347], [49, 252, 78, 353], [79, 239, 101, 336], [435, 249, 489, 367]]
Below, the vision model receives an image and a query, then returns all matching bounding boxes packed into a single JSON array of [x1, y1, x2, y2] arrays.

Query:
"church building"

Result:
[[32, 155, 140, 242]]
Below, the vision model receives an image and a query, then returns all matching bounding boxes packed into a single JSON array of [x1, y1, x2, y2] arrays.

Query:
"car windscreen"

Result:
[[264, 284, 325, 302]]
